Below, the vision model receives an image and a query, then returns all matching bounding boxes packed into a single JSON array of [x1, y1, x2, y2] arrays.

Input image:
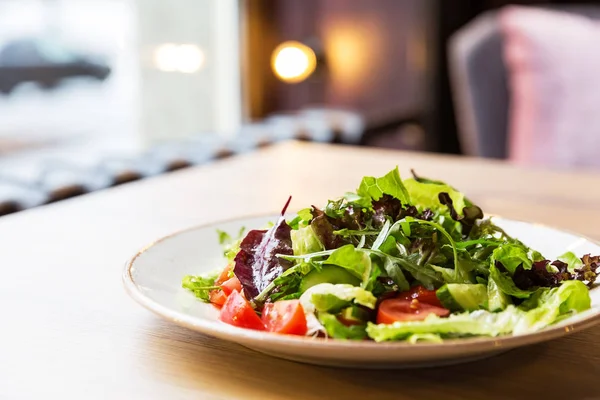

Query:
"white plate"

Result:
[[123, 215, 600, 368]]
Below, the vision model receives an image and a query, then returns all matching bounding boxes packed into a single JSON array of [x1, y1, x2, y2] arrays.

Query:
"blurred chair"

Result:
[[448, 5, 600, 161]]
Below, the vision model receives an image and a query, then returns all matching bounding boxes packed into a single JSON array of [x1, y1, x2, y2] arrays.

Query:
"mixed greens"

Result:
[[183, 167, 599, 342]]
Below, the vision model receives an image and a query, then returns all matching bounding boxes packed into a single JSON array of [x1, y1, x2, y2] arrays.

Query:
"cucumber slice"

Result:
[[487, 277, 512, 311], [436, 283, 488, 312], [299, 265, 361, 293], [340, 305, 370, 324]]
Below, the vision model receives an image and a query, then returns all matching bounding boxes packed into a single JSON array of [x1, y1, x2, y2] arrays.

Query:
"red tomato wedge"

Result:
[[397, 285, 444, 308], [209, 289, 228, 307], [220, 276, 242, 296], [219, 290, 265, 330], [377, 298, 450, 324], [261, 300, 308, 336], [215, 264, 233, 285]]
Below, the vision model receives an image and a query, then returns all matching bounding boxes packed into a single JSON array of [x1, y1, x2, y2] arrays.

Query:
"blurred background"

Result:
[[1, 0, 599, 216]]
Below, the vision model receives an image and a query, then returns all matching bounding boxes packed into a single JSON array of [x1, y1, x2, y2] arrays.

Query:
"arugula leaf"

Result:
[[318, 312, 368, 340], [379, 236, 401, 256], [291, 225, 324, 256], [456, 239, 502, 249], [382, 256, 410, 291], [371, 220, 391, 251], [254, 261, 318, 303], [287, 208, 314, 229], [403, 217, 471, 283], [333, 229, 380, 237], [343, 192, 372, 209], [368, 250, 443, 289], [324, 245, 372, 286], [182, 272, 220, 301], [356, 167, 410, 205]]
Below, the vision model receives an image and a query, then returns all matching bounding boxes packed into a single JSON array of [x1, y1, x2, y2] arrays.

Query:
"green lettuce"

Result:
[[356, 166, 410, 205], [403, 178, 467, 216], [318, 312, 367, 340], [558, 251, 584, 272], [366, 280, 591, 341], [489, 263, 534, 299], [324, 245, 372, 286], [491, 244, 533, 273], [406, 333, 444, 344], [487, 276, 512, 311], [299, 283, 376, 338], [291, 225, 324, 256], [300, 283, 377, 313]]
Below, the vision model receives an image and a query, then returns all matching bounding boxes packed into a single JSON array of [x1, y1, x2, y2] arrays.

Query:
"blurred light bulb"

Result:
[[154, 43, 205, 73], [271, 41, 317, 83]]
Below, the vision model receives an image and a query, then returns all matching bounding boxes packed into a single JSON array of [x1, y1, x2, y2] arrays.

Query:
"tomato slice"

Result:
[[261, 300, 308, 335], [215, 264, 233, 285], [219, 290, 265, 330], [397, 285, 444, 308], [209, 289, 228, 307], [377, 298, 450, 324], [220, 276, 242, 296]]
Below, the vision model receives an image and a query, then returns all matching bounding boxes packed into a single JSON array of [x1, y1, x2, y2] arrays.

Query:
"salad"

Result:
[[183, 167, 599, 342]]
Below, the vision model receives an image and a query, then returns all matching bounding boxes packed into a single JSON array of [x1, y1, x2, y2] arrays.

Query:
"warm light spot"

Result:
[[322, 21, 378, 98], [153, 43, 205, 73], [271, 41, 317, 83]]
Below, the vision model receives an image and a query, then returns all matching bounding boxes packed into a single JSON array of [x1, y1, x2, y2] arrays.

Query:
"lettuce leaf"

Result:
[[367, 280, 591, 341], [291, 225, 324, 256], [489, 263, 534, 299], [491, 244, 533, 274], [487, 276, 512, 311], [300, 283, 377, 313], [558, 251, 584, 273], [406, 333, 444, 344], [299, 283, 376, 337], [318, 312, 368, 340], [324, 245, 372, 286], [403, 178, 467, 216], [356, 167, 410, 205]]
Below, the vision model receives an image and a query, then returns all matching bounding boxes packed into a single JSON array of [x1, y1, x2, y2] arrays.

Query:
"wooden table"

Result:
[[3, 141, 600, 400]]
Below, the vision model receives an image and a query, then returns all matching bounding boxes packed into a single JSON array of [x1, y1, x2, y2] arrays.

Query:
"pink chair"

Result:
[[449, 5, 600, 169]]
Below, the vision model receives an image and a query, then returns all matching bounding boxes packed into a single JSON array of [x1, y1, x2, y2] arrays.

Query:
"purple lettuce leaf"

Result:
[[510, 254, 599, 290], [310, 207, 350, 250], [233, 197, 294, 299]]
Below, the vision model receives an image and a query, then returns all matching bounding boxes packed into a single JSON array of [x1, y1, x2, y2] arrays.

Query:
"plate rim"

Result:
[[122, 213, 600, 352]]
